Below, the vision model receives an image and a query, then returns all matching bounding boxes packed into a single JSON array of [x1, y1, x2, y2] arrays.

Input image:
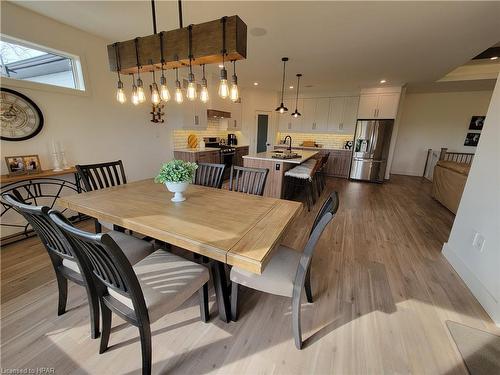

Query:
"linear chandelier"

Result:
[[109, 0, 247, 114]]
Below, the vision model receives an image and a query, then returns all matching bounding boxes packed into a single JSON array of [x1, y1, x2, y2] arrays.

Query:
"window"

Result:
[[0, 35, 85, 91]]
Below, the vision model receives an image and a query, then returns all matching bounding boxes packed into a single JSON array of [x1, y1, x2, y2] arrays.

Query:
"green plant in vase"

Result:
[[155, 159, 198, 202]]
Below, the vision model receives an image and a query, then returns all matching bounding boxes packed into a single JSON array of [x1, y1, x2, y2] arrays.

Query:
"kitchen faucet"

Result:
[[284, 135, 292, 152]]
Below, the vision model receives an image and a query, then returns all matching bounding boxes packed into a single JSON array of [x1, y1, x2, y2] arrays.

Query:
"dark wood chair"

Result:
[[316, 152, 330, 195], [1, 193, 100, 338], [76, 160, 127, 233], [76, 160, 127, 192], [49, 210, 210, 375], [1, 193, 155, 341], [194, 163, 225, 189], [228, 165, 269, 196], [230, 192, 339, 349]]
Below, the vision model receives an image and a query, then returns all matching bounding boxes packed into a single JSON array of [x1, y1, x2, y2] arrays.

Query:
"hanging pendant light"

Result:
[[200, 64, 209, 103], [174, 67, 183, 103], [186, 25, 197, 101], [134, 38, 146, 103], [114, 43, 126, 104], [276, 57, 289, 113], [230, 60, 239, 102], [218, 17, 229, 99], [131, 73, 140, 105], [158, 32, 171, 102], [291, 74, 302, 118]]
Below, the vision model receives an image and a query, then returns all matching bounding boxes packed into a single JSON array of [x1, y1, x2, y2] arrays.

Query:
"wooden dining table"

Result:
[[56, 179, 303, 322]]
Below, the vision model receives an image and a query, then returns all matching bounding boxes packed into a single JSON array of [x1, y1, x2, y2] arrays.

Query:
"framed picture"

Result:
[[5, 154, 42, 176], [469, 116, 485, 131], [464, 133, 481, 147], [23, 155, 42, 174]]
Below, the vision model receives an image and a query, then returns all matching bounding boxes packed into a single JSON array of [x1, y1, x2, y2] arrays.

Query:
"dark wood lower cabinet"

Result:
[[174, 150, 221, 164], [234, 146, 249, 166]]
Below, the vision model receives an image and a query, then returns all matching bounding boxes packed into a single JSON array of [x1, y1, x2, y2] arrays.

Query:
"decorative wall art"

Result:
[[464, 133, 481, 147], [468, 116, 485, 131]]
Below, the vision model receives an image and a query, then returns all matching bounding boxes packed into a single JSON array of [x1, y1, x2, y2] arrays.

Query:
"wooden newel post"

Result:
[[439, 148, 448, 161]]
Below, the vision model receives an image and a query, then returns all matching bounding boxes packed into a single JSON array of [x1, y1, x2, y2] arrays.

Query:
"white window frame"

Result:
[[0, 34, 87, 94]]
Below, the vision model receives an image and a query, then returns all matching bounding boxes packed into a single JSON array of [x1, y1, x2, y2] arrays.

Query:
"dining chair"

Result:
[[316, 152, 330, 195], [1, 193, 154, 340], [49, 210, 210, 375], [194, 162, 225, 189], [230, 192, 339, 349], [228, 165, 269, 196], [76, 160, 128, 232]]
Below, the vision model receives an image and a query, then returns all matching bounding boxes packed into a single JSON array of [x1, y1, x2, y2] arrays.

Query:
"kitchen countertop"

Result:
[[274, 145, 352, 152], [243, 150, 319, 164], [174, 147, 220, 153]]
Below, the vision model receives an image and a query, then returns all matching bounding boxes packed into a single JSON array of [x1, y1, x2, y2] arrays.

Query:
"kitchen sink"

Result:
[[271, 152, 301, 159]]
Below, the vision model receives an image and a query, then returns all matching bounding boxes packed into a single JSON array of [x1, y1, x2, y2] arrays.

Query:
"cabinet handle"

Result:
[[373, 109, 377, 118], [288, 123, 291, 129], [194, 115, 199, 125], [313, 122, 316, 129]]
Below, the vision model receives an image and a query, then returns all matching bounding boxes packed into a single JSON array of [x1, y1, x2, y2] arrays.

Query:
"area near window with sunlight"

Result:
[[0, 37, 84, 90]]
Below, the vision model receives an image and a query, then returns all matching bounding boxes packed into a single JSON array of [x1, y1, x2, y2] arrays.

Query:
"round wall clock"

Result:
[[1, 88, 44, 141]]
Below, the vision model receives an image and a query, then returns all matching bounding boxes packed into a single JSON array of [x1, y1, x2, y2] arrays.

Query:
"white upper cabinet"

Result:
[[328, 96, 359, 133], [377, 93, 400, 119], [357, 95, 379, 119], [358, 93, 400, 119], [302, 98, 329, 132], [182, 100, 208, 129]]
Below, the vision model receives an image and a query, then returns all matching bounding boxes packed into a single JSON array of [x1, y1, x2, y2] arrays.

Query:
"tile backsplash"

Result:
[[277, 132, 354, 149], [173, 119, 242, 149]]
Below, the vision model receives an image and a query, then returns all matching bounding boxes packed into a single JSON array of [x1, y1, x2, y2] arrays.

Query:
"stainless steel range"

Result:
[[204, 137, 235, 179]]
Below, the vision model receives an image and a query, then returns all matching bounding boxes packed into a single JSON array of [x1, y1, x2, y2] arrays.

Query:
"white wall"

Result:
[[1, 2, 175, 181], [442, 74, 500, 325], [391, 90, 493, 176], [240, 87, 279, 153]]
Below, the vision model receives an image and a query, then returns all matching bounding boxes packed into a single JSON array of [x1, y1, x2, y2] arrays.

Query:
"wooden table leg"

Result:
[[210, 260, 231, 322]]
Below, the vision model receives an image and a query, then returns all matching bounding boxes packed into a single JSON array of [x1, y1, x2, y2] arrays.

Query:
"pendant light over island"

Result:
[[275, 57, 289, 113]]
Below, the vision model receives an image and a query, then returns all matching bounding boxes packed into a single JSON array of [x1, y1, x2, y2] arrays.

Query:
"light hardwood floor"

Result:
[[1, 175, 498, 374]]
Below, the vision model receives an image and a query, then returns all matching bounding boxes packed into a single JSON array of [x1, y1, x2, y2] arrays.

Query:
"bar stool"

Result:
[[284, 158, 322, 211]]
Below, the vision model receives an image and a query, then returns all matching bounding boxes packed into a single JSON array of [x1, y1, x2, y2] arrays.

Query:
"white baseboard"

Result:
[[442, 242, 500, 326]]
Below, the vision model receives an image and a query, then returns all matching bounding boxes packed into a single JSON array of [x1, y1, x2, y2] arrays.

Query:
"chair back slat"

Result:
[[228, 166, 269, 196], [76, 160, 127, 192], [49, 211, 148, 316], [194, 163, 225, 189], [1, 194, 74, 259]]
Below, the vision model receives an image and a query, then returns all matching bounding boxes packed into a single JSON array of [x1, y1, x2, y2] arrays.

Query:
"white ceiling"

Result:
[[11, 1, 500, 92]]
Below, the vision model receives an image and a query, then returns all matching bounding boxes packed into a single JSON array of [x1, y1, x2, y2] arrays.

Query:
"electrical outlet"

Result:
[[472, 232, 485, 252], [275, 164, 280, 171]]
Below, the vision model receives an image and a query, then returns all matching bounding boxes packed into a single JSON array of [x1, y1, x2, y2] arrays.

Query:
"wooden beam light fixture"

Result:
[[108, 0, 247, 112]]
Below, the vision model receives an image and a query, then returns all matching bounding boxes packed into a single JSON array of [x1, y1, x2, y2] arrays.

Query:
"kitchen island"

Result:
[[243, 150, 318, 198]]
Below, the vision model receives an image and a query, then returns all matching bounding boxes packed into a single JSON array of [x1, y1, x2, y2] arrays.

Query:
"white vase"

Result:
[[165, 181, 189, 202]]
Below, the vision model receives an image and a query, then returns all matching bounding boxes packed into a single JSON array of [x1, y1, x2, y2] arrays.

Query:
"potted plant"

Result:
[[155, 160, 198, 202]]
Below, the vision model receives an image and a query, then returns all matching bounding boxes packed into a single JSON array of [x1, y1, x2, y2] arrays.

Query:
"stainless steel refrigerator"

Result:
[[349, 120, 394, 182]]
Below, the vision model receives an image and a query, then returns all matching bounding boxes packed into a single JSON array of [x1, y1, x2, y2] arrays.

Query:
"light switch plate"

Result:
[[472, 232, 485, 252]]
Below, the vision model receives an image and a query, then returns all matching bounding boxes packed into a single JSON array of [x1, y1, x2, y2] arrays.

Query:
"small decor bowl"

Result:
[[165, 181, 189, 202]]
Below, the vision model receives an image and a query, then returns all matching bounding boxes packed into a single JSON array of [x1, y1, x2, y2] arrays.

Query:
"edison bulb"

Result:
[[218, 79, 229, 99], [187, 81, 197, 101], [151, 84, 161, 105], [131, 86, 139, 105], [230, 83, 239, 102], [136, 86, 146, 103], [200, 85, 209, 103], [175, 87, 183, 103], [160, 85, 171, 101], [279, 107, 285, 114], [116, 82, 126, 103]]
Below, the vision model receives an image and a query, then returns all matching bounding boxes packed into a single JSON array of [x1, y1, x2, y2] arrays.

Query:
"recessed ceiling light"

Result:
[[380, 79, 387, 84], [289, 85, 294, 89], [491, 56, 498, 60], [253, 82, 259, 86]]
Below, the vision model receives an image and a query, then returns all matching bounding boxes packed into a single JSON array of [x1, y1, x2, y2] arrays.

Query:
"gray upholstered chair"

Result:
[[1, 193, 154, 340], [49, 210, 210, 375], [230, 192, 339, 349]]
